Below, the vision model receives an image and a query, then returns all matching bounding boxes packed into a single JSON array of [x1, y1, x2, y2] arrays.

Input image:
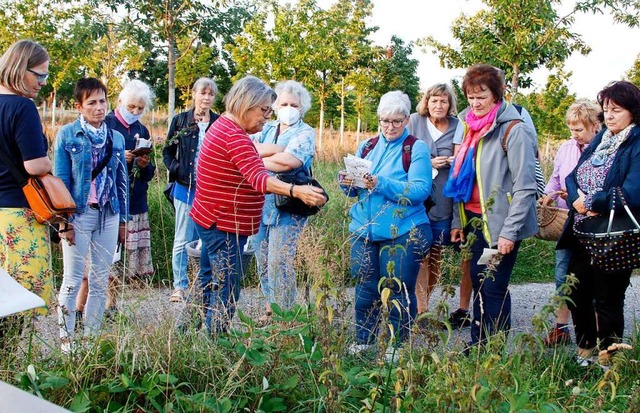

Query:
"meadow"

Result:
[[1, 114, 639, 412]]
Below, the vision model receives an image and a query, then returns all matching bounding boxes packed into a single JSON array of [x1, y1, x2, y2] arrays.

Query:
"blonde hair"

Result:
[[0, 40, 48, 96], [416, 83, 458, 117], [566, 99, 601, 129], [224, 76, 276, 120]]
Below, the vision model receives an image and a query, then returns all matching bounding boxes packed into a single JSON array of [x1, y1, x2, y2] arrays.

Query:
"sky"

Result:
[[315, 0, 640, 99]]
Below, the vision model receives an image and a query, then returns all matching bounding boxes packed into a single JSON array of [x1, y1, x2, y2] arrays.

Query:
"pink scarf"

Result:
[[451, 102, 501, 177]]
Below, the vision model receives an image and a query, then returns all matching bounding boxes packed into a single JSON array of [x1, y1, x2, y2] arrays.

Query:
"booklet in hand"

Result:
[[131, 138, 153, 156]]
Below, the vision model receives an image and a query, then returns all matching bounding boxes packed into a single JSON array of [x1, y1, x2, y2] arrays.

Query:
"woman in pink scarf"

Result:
[[445, 64, 539, 349]]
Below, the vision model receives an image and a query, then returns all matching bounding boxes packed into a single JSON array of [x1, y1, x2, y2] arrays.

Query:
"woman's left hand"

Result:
[[118, 223, 127, 244], [497, 237, 515, 255], [573, 189, 588, 214], [362, 173, 378, 190]]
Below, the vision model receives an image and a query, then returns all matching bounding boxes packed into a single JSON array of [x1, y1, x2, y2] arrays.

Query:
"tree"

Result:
[[419, 0, 590, 98], [519, 70, 576, 141], [575, 0, 640, 27], [371, 37, 420, 108], [626, 54, 640, 87], [103, 0, 224, 121], [229, 0, 378, 148]]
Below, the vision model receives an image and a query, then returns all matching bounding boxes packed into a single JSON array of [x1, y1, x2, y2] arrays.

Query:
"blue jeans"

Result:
[[196, 224, 248, 333], [172, 199, 198, 290], [554, 249, 571, 294], [465, 212, 521, 345], [430, 218, 452, 246], [254, 221, 306, 309], [57, 209, 119, 339], [351, 223, 431, 346]]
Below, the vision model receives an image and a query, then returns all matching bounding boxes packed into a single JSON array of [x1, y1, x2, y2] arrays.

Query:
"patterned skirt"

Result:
[[0, 208, 53, 314], [123, 212, 154, 279]]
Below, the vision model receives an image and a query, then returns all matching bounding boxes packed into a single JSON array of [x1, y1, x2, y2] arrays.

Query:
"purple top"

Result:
[[544, 138, 584, 209]]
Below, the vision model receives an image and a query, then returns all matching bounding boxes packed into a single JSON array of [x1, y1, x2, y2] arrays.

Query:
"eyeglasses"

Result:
[[379, 117, 407, 127], [27, 68, 49, 83], [259, 106, 274, 117]]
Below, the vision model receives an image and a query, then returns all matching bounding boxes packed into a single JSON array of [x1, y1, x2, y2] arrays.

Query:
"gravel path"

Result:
[[34, 276, 640, 352]]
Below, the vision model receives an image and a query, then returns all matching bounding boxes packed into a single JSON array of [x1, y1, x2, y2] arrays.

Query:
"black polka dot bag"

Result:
[[574, 187, 640, 272]]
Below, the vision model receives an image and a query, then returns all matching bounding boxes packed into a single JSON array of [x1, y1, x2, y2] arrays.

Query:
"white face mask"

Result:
[[119, 106, 143, 125], [277, 106, 301, 126]]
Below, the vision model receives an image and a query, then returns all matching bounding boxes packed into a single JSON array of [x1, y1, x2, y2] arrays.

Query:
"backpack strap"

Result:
[[402, 135, 418, 173], [501, 119, 523, 153], [360, 135, 417, 173], [360, 136, 380, 159]]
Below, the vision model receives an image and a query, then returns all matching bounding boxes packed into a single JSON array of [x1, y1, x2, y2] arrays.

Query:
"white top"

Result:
[[427, 118, 444, 142]]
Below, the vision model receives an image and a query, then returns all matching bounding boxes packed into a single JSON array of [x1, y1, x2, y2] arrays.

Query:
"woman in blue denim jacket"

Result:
[[340, 90, 432, 362], [54, 78, 128, 353]]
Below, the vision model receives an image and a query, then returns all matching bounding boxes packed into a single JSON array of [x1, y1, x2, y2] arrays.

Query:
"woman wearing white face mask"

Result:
[[106, 80, 156, 276], [251, 80, 315, 321]]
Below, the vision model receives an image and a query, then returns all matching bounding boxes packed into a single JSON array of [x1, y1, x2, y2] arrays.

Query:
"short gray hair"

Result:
[[274, 80, 312, 116], [224, 76, 276, 119], [377, 90, 411, 117], [118, 79, 155, 111]]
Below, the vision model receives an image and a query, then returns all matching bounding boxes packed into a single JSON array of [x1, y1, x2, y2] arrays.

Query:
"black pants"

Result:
[[567, 244, 632, 350]]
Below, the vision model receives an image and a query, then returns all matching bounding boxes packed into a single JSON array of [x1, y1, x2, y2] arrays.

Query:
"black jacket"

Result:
[[162, 109, 218, 187]]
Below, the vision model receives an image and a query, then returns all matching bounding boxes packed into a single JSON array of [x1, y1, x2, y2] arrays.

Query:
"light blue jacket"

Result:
[[53, 119, 129, 222], [252, 120, 316, 226], [341, 129, 432, 241]]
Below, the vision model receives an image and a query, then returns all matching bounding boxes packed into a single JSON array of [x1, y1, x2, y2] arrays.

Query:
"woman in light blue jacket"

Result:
[[54, 78, 128, 353], [340, 90, 432, 361]]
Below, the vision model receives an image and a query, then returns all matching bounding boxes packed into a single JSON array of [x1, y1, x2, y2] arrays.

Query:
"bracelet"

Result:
[[289, 183, 295, 198]]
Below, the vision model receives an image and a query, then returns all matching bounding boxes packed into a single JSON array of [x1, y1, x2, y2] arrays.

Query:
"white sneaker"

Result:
[[169, 288, 186, 303], [347, 342, 374, 355]]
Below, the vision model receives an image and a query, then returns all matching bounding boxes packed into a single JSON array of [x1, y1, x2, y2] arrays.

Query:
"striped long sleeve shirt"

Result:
[[190, 115, 270, 235]]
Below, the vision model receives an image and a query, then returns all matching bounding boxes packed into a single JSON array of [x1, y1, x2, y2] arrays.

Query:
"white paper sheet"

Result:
[[343, 154, 372, 188], [477, 248, 499, 265], [0, 267, 46, 318]]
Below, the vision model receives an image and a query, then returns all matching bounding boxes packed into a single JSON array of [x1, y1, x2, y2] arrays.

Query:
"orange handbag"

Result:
[[22, 174, 76, 224]]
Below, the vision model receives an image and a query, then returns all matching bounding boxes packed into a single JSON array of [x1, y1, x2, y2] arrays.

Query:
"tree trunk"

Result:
[[339, 77, 345, 146], [167, 37, 176, 125], [318, 99, 325, 151], [511, 64, 520, 100], [52, 89, 57, 126]]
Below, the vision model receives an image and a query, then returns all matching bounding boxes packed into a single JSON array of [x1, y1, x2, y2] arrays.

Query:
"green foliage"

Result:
[[626, 53, 640, 87], [371, 36, 421, 110], [519, 70, 577, 140], [420, 0, 591, 97]]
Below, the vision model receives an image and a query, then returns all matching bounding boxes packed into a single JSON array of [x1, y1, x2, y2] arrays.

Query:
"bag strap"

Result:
[[91, 129, 114, 181], [609, 187, 640, 234], [0, 144, 29, 186], [501, 119, 522, 153]]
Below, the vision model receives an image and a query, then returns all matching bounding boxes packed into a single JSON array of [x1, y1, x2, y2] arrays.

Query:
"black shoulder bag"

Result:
[[271, 126, 328, 216], [574, 187, 640, 271]]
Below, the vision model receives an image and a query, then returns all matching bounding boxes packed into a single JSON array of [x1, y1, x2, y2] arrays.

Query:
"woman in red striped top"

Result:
[[190, 76, 326, 333]]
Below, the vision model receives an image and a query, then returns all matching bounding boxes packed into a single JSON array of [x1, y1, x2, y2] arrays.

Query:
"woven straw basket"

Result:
[[536, 194, 569, 241]]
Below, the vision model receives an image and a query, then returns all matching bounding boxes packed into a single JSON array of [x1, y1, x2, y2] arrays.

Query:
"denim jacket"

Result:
[[53, 119, 129, 222]]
